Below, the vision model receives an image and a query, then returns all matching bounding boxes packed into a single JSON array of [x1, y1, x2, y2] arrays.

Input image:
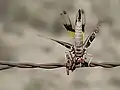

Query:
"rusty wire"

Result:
[[0, 61, 120, 71]]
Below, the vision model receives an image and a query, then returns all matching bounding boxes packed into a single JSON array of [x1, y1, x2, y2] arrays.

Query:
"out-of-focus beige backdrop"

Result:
[[0, 0, 120, 90]]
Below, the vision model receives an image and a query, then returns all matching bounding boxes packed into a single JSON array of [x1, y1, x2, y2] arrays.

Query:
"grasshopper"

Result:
[[37, 9, 101, 75]]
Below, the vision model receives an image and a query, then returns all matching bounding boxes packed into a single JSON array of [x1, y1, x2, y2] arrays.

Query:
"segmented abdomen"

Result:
[[74, 24, 84, 57], [74, 28, 83, 47]]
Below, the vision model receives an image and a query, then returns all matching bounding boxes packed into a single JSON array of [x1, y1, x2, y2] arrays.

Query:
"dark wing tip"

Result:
[[78, 9, 81, 12], [77, 9, 81, 21], [81, 9, 84, 14], [60, 11, 67, 15], [63, 11, 67, 14]]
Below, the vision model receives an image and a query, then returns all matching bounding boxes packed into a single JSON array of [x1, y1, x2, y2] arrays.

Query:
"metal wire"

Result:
[[0, 61, 120, 71]]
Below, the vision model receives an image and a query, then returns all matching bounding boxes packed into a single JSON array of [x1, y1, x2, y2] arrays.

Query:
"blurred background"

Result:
[[0, 0, 120, 90]]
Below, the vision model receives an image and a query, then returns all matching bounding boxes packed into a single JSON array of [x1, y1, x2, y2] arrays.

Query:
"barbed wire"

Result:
[[0, 61, 120, 71]]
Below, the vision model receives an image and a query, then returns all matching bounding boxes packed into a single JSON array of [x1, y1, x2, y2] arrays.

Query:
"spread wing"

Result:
[[61, 9, 86, 45], [61, 10, 75, 37]]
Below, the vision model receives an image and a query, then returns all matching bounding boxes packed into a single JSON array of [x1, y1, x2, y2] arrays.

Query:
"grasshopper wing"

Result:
[[61, 10, 75, 37]]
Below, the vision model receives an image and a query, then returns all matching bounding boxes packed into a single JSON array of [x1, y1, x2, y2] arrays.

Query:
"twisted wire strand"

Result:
[[0, 61, 120, 71], [0, 61, 65, 70], [89, 62, 120, 68], [0, 66, 13, 71]]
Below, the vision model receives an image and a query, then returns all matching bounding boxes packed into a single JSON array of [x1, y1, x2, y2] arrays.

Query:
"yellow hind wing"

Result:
[[82, 31, 84, 42], [68, 31, 75, 37]]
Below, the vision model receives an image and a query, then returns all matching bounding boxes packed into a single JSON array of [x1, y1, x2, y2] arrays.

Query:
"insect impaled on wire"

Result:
[[37, 9, 101, 75], [0, 9, 119, 75]]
